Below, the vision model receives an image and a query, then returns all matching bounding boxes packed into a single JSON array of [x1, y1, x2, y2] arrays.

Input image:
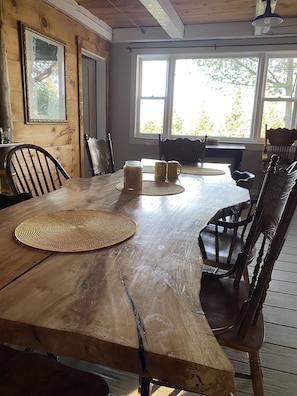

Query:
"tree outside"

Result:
[[139, 56, 297, 139]]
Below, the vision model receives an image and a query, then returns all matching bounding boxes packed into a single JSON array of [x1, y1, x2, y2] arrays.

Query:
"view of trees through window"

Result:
[[137, 54, 297, 141], [171, 58, 257, 138]]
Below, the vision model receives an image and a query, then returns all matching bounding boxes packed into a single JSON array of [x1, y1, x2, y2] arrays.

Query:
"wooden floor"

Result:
[[59, 212, 297, 396]]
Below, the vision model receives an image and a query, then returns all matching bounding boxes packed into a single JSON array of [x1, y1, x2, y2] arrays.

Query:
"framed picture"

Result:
[[20, 24, 66, 123]]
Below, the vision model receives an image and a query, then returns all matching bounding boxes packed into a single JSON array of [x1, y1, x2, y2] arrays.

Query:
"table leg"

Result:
[[138, 376, 151, 396]]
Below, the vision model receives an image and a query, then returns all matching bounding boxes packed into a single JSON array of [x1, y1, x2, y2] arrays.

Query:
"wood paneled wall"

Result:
[[2, 0, 110, 177]]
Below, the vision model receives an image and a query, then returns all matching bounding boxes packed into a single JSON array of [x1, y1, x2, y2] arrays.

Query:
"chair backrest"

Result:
[[231, 155, 297, 338], [159, 134, 207, 164], [107, 132, 115, 173], [199, 169, 256, 271], [5, 144, 70, 197], [84, 133, 115, 176], [0, 192, 33, 210], [263, 126, 297, 169]]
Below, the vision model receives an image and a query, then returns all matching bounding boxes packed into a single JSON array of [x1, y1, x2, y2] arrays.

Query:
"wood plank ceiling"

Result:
[[77, 0, 297, 30]]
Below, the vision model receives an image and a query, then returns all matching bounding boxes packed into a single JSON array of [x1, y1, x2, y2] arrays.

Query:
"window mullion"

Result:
[[291, 73, 297, 128], [164, 57, 175, 139], [253, 54, 268, 141]]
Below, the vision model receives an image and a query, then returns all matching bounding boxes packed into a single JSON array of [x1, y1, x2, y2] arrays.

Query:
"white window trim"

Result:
[[129, 48, 297, 145]]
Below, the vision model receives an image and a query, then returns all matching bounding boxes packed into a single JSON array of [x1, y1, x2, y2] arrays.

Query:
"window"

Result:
[[132, 53, 297, 143], [261, 57, 297, 137], [172, 58, 258, 139], [138, 60, 167, 134]]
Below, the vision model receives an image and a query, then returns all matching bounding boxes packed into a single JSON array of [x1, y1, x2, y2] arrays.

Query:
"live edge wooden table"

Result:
[[0, 165, 249, 396]]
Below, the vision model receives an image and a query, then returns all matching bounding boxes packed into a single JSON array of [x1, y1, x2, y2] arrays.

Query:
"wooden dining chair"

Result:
[[198, 155, 279, 283], [5, 144, 70, 197], [158, 134, 207, 164], [0, 192, 33, 210], [262, 125, 297, 171], [0, 344, 109, 395], [200, 156, 297, 396], [84, 133, 115, 176], [198, 203, 255, 282]]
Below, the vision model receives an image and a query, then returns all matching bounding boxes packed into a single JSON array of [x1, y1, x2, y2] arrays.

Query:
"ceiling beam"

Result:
[[43, 0, 113, 41], [139, 0, 184, 39]]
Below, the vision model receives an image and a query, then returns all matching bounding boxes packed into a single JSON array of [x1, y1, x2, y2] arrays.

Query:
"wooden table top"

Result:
[[0, 166, 249, 395]]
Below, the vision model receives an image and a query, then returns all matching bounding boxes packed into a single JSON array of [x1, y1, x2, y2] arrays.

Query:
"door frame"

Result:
[[77, 35, 108, 176], [82, 49, 106, 140]]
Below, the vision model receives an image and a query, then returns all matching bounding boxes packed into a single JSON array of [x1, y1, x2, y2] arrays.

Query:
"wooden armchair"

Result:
[[199, 169, 256, 282], [5, 144, 70, 197], [140, 157, 296, 396], [198, 155, 278, 283], [158, 134, 207, 164], [84, 133, 115, 176], [200, 155, 297, 396], [198, 200, 255, 282], [263, 126, 297, 170]]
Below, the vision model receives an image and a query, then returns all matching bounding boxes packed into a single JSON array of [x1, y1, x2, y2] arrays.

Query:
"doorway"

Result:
[[82, 51, 106, 177]]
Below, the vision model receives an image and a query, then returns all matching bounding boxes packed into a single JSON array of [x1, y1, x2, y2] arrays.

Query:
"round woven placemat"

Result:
[[15, 210, 136, 252], [182, 166, 225, 175], [116, 180, 185, 195]]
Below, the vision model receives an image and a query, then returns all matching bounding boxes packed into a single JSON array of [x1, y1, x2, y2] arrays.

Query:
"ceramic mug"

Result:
[[167, 160, 182, 180], [154, 160, 167, 181]]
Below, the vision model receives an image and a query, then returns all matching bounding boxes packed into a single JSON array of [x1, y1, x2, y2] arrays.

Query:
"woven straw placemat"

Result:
[[116, 180, 185, 195], [15, 209, 136, 252], [182, 166, 225, 175]]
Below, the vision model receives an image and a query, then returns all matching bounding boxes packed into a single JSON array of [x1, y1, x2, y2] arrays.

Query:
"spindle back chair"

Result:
[[84, 133, 115, 176], [5, 144, 70, 197]]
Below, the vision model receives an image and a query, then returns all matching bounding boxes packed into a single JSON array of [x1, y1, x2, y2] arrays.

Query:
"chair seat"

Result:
[[0, 344, 109, 396], [199, 224, 246, 270], [200, 274, 264, 351]]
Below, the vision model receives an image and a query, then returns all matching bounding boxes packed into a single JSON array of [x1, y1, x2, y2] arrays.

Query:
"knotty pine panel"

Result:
[[2, 0, 110, 178]]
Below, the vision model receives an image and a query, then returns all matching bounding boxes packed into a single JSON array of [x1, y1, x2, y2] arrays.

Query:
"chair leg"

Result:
[[249, 350, 264, 396], [243, 267, 250, 283]]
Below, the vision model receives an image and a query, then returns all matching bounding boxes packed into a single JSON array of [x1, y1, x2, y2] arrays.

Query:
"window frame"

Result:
[[260, 55, 297, 136], [130, 49, 297, 144]]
